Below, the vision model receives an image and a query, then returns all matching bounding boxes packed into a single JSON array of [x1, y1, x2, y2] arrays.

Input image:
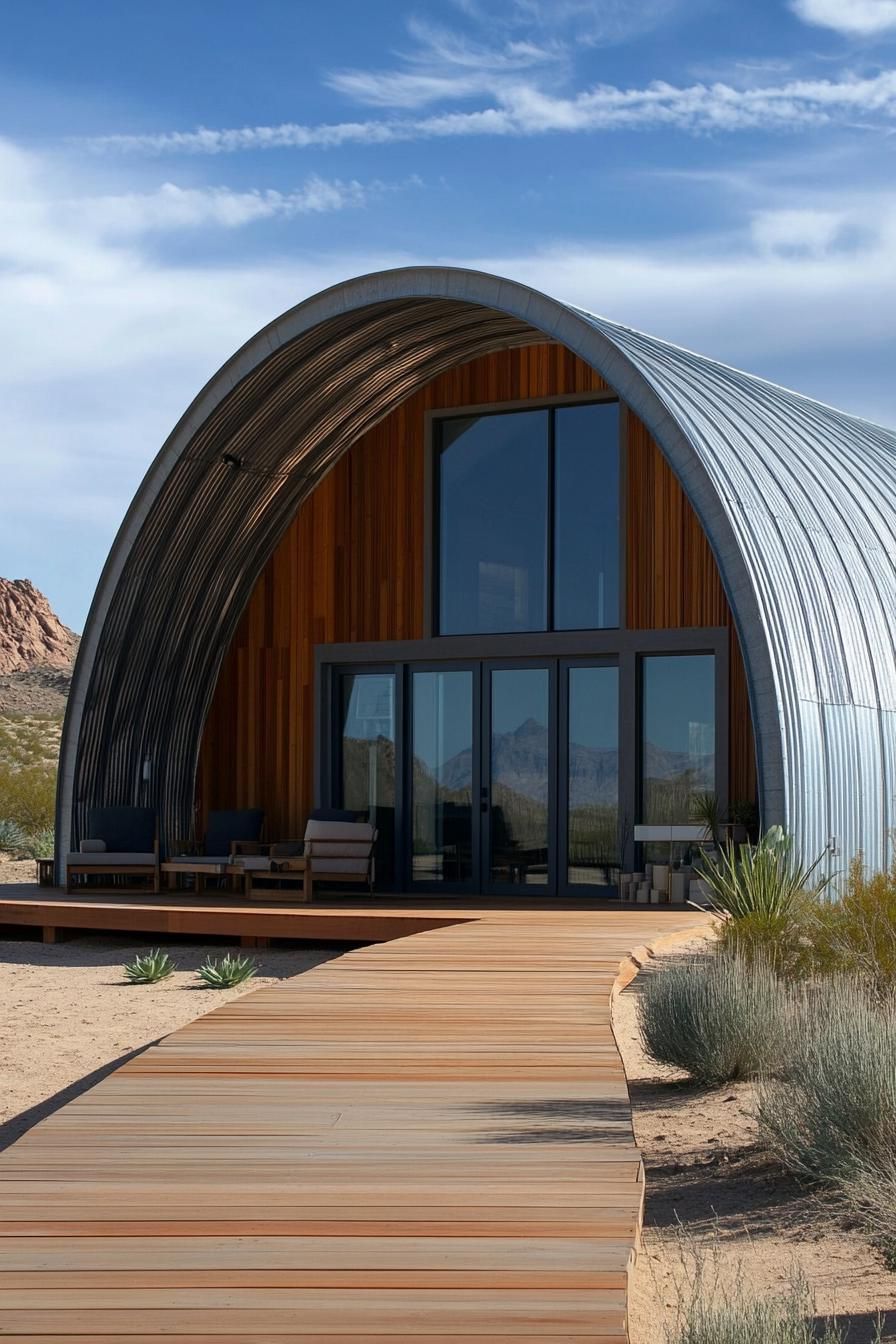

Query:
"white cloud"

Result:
[[791, 0, 896, 36], [67, 177, 370, 236], [85, 67, 896, 154]]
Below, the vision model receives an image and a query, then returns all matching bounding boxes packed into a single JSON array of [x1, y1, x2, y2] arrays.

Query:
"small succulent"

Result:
[[197, 953, 257, 988], [124, 948, 176, 983]]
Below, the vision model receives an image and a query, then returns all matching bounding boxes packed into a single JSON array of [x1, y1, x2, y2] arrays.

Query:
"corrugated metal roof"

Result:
[[57, 268, 896, 876]]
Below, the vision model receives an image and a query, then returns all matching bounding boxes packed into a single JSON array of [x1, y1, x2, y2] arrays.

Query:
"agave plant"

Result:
[[197, 953, 257, 988], [699, 827, 830, 921], [124, 949, 176, 983], [0, 818, 25, 855]]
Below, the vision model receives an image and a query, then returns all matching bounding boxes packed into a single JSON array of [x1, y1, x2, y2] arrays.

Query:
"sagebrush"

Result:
[[637, 952, 785, 1085], [758, 977, 896, 1185]]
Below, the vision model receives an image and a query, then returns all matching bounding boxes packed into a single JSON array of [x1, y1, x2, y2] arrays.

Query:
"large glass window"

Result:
[[439, 410, 548, 635], [437, 401, 619, 635], [641, 654, 716, 825], [554, 404, 619, 629]]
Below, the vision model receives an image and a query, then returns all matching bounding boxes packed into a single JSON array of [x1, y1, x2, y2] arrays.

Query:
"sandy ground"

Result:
[[0, 858, 38, 883], [0, 929, 343, 1150], [617, 940, 896, 1344]]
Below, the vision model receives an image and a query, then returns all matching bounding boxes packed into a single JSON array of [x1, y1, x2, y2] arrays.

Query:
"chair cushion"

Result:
[[308, 807, 365, 823], [67, 852, 156, 866], [85, 806, 155, 853], [79, 839, 107, 854], [304, 820, 375, 843], [311, 857, 370, 875], [204, 808, 265, 853]]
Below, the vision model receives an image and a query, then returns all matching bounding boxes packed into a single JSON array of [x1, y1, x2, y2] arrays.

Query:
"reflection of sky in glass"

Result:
[[342, 674, 394, 741], [439, 410, 548, 634], [643, 655, 714, 754], [491, 668, 548, 736], [412, 670, 472, 773], [569, 666, 617, 749], [555, 404, 619, 630]]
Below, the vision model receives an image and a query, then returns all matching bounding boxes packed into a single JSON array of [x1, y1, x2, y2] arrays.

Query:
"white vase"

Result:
[[649, 888, 661, 904], [636, 883, 649, 904], [652, 863, 670, 894]]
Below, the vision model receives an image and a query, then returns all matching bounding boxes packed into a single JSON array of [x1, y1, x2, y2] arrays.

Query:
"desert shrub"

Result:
[[638, 951, 786, 1085], [834, 1149, 896, 1267], [197, 953, 256, 988], [664, 1227, 855, 1344], [758, 978, 896, 1185], [18, 826, 54, 859], [806, 855, 896, 996], [0, 818, 25, 854], [669, 1284, 847, 1344], [124, 949, 176, 984], [0, 761, 56, 833]]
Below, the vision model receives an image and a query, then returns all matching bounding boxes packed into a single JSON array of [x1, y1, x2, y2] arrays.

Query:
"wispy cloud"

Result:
[[790, 0, 896, 37], [84, 68, 896, 155], [66, 176, 372, 236]]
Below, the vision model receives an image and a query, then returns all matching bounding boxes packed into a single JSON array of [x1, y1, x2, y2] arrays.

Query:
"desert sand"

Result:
[[617, 941, 896, 1343], [0, 928, 342, 1150]]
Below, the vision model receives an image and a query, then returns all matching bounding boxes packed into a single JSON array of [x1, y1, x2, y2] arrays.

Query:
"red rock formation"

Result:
[[0, 579, 79, 676]]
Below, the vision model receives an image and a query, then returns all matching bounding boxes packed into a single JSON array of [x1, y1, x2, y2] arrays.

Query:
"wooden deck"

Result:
[[0, 901, 709, 1341]]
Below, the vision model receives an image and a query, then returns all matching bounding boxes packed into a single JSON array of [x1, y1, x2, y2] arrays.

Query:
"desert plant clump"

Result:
[[637, 951, 786, 1085], [18, 825, 54, 859], [0, 817, 25, 854], [758, 977, 896, 1187], [663, 1224, 856, 1344], [197, 953, 257, 988], [806, 854, 896, 996], [124, 949, 176, 984]]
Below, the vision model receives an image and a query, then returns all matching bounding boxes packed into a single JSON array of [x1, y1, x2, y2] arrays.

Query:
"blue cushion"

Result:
[[85, 806, 155, 853], [204, 808, 264, 852]]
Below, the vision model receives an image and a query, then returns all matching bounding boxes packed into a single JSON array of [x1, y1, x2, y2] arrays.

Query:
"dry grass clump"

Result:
[[637, 952, 785, 1085], [663, 1227, 858, 1344], [759, 978, 896, 1265]]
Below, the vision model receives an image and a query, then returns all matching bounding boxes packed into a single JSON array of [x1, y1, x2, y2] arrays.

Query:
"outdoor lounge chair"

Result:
[[304, 818, 378, 894], [65, 805, 159, 894], [161, 808, 265, 891]]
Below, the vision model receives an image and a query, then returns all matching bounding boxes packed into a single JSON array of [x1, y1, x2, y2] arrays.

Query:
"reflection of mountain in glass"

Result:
[[642, 741, 714, 824]]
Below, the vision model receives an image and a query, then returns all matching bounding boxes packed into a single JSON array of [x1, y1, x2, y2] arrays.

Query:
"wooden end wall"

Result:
[[198, 344, 756, 840]]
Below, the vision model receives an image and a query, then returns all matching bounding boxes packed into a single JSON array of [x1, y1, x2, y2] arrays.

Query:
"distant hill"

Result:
[[0, 579, 79, 717]]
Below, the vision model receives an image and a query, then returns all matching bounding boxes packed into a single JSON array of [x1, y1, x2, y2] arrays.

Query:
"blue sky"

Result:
[[2, 0, 896, 629]]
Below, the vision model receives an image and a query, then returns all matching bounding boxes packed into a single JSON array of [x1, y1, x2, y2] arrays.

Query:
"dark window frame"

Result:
[[424, 391, 624, 639]]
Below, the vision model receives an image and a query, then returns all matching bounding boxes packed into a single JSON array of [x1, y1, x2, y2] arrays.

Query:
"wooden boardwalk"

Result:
[[0, 904, 708, 1341]]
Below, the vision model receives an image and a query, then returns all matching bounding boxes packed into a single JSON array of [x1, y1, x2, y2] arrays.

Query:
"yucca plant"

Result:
[[124, 948, 176, 983], [699, 827, 830, 922], [197, 953, 257, 988]]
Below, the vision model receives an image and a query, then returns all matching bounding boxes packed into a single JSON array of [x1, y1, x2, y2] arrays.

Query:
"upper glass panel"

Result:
[[439, 410, 549, 635], [554, 403, 619, 629], [436, 401, 619, 635], [641, 654, 716, 824]]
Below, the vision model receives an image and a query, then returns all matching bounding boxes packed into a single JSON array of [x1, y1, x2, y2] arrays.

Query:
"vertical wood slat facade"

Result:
[[198, 344, 756, 841]]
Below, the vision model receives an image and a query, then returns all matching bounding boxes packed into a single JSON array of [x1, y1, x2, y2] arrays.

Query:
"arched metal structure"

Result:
[[57, 267, 896, 877]]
